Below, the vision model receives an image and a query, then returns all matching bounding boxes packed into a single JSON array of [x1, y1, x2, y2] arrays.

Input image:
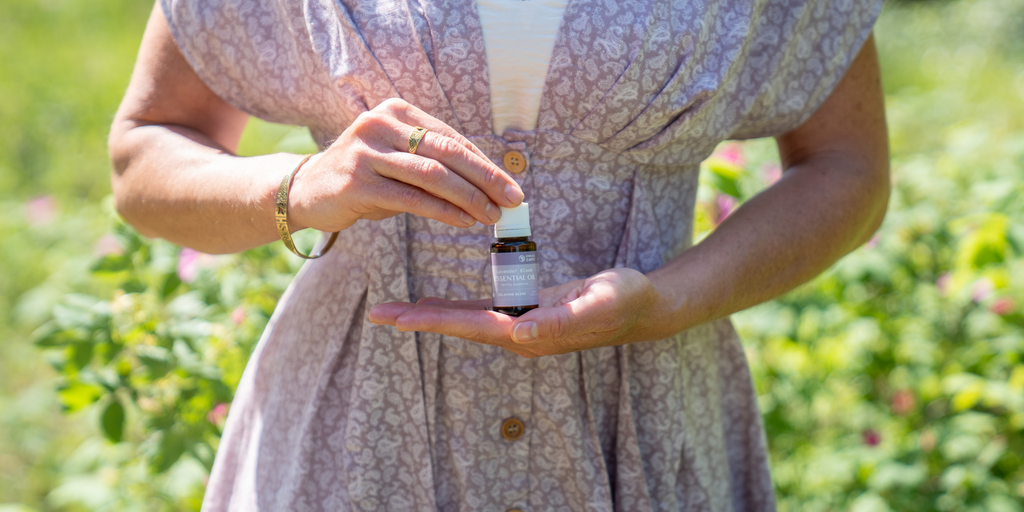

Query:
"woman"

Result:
[[109, 0, 889, 509]]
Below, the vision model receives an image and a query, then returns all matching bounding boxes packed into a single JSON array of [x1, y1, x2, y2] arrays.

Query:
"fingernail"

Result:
[[512, 321, 538, 343], [460, 210, 475, 225], [485, 202, 501, 223], [505, 183, 524, 205]]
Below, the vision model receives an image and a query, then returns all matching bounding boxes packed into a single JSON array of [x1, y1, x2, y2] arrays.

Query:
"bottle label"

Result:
[[491, 251, 539, 307]]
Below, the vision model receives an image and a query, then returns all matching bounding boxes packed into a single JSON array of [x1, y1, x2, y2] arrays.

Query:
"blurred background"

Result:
[[1, 0, 1023, 510]]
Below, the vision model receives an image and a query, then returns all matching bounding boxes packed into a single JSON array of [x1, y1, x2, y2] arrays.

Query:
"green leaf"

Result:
[[1000, 313, 1024, 328], [1006, 224, 1024, 256], [113, 221, 144, 255], [951, 213, 1008, 270], [136, 345, 175, 380], [709, 172, 742, 199], [151, 432, 186, 473], [63, 293, 103, 310], [70, 341, 94, 370], [121, 278, 147, 294], [31, 322, 68, 347], [52, 303, 93, 330], [707, 159, 743, 180], [57, 382, 103, 412], [90, 253, 132, 274], [101, 399, 125, 443], [161, 270, 182, 298]]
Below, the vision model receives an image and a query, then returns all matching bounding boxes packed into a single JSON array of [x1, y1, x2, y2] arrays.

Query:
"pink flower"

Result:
[[862, 429, 881, 447], [891, 390, 915, 416], [936, 273, 951, 297], [990, 297, 1015, 316], [865, 234, 881, 249], [715, 194, 737, 225], [714, 142, 746, 166], [207, 403, 229, 426], [230, 306, 246, 325], [760, 163, 782, 185], [176, 248, 217, 283], [93, 233, 124, 256], [971, 278, 994, 303], [23, 195, 57, 225]]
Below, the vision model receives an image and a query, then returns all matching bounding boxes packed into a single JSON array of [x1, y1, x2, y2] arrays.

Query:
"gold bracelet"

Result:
[[275, 154, 339, 259]]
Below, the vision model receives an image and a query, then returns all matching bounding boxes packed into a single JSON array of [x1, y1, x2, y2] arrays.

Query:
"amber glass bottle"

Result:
[[490, 203, 539, 316]]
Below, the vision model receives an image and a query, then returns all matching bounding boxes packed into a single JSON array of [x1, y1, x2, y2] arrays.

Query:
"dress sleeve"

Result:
[[727, 0, 883, 140], [158, 0, 335, 127]]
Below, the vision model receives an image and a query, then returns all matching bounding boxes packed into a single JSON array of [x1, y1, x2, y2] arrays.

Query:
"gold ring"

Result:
[[408, 126, 428, 154]]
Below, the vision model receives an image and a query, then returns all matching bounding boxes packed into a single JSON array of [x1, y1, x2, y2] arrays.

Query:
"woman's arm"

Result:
[[110, 4, 523, 254], [369, 35, 890, 357], [647, 33, 890, 335]]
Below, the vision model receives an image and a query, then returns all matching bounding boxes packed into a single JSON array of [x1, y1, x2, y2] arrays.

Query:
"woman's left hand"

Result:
[[368, 268, 680, 357]]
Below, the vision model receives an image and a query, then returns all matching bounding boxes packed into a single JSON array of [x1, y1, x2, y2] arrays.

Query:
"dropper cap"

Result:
[[493, 202, 531, 238]]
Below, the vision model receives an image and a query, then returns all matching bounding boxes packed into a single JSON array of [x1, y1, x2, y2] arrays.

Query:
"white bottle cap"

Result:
[[493, 202, 531, 238]]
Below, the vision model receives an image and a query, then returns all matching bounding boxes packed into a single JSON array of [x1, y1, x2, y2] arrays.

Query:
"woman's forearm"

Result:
[[648, 151, 889, 333], [649, 35, 889, 336], [110, 120, 303, 254]]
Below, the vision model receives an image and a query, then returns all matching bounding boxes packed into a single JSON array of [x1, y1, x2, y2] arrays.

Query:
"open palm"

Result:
[[369, 267, 674, 357]]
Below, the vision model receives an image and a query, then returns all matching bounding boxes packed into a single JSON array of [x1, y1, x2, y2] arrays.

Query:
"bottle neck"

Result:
[[496, 236, 530, 242]]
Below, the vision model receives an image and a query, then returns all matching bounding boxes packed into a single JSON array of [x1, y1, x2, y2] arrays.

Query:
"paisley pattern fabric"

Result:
[[159, 0, 881, 510]]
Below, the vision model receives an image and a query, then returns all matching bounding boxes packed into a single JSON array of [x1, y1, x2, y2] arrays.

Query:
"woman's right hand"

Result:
[[111, 4, 519, 254], [287, 98, 524, 233]]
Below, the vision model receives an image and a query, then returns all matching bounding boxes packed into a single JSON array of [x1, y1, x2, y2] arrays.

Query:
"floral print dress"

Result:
[[159, 0, 882, 509]]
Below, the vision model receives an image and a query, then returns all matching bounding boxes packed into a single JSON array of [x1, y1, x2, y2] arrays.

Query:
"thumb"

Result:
[[511, 295, 606, 345]]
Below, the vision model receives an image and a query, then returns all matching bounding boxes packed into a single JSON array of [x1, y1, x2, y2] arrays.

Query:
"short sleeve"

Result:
[[158, 0, 345, 129], [727, 0, 883, 140]]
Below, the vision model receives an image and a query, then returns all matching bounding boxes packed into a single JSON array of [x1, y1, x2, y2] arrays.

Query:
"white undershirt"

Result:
[[476, 0, 569, 135]]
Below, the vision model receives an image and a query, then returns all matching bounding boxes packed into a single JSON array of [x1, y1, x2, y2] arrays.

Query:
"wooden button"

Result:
[[501, 417, 525, 441], [503, 150, 527, 173]]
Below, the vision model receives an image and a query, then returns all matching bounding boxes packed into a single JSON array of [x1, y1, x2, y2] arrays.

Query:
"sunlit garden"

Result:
[[1, 0, 1023, 510]]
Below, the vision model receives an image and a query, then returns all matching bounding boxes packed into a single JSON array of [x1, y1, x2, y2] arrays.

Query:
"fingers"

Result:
[[403, 130, 524, 208], [394, 307, 512, 342], [374, 152, 501, 225], [321, 99, 525, 229], [368, 300, 544, 357], [509, 303, 579, 345], [510, 284, 621, 349], [369, 179, 480, 227], [367, 298, 601, 358], [376, 98, 492, 163], [370, 99, 525, 208], [367, 302, 417, 325], [383, 301, 599, 358]]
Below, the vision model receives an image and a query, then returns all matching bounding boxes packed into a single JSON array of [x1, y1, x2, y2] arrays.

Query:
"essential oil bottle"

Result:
[[490, 202, 539, 316]]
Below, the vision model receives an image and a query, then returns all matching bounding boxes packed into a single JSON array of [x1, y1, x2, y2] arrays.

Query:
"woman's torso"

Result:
[[158, 0, 882, 509]]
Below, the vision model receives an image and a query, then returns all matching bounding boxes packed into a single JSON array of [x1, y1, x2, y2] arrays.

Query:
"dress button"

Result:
[[503, 150, 528, 173], [501, 417, 525, 441]]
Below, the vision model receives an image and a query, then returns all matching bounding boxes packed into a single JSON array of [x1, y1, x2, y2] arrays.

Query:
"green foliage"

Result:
[[0, 0, 151, 202], [101, 401, 125, 444], [22, 207, 318, 507], [2, 0, 1024, 510], [735, 130, 1024, 510]]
